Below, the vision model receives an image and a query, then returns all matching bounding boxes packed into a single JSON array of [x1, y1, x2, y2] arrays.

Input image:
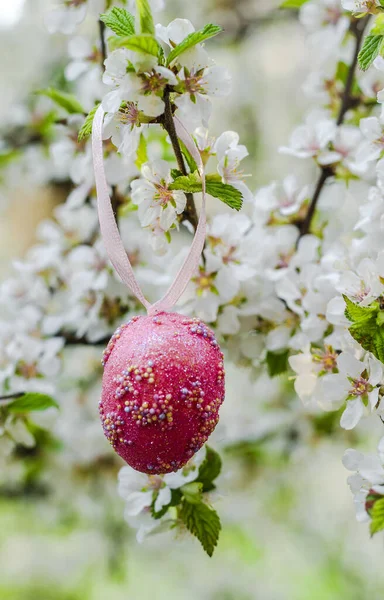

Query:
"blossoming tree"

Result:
[[3, 0, 384, 556]]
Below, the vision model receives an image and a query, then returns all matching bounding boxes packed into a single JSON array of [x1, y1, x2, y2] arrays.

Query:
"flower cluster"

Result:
[[4, 0, 384, 554]]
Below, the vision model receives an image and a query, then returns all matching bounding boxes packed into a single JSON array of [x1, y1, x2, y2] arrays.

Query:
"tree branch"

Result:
[[99, 19, 107, 68], [0, 393, 24, 401], [298, 16, 369, 239], [161, 86, 199, 231], [60, 332, 110, 346]]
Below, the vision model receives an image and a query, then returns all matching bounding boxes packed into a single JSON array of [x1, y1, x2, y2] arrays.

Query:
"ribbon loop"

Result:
[[92, 105, 206, 314]]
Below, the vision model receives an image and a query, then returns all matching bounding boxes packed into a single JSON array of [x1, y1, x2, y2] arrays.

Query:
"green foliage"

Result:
[[179, 499, 221, 557], [136, 0, 155, 35], [7, 393, 59, 413], [280, 0, 309, 7], [170, 171, 243, 210], [370, 497, 384, 535], [205, 175, 243, 211], [358, 35, 384, 72], [135, 133, 148, 169], [181, 482, 203, 504], [166, 24, 222, 66], [266, 350, 290, 377], [179, 140, 198, 172], [335, 61, 349, 85], [169, 170, 201, 192], [36, 88, 85, 115], [198, 446, 222, 492], [343, 295, 378, 323], [343, 296, 384, 363], [100, 7, 135, 36], [0, 149, 21, 169], [78, 103, 100, 142], [110, 33, 159, 56]]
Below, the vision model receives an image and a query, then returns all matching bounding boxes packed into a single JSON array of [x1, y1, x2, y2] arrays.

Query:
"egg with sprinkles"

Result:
[[99, 311, 225, 474]]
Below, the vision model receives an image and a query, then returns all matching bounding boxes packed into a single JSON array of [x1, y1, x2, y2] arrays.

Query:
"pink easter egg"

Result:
[[99, 312, 225, 474]]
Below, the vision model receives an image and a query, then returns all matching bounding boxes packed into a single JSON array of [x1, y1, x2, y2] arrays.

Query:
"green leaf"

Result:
[[205, 176, 243, 211], [8, 393, 59, 413], [171, 168, 183, 179], [169, 171, 202, 193], [280, 0, 309, 7], [197, 446, 222, 492], [372, 14, 384, 35], [373, 327, 384, 363], [335, 61, 349, 85], [181, 482, 203, 504], [179, 140, 198, 173], [170, 171, 243, 210], [78, 103, 100, 142], [343, 295, 378, 324], [36, 88, 85, 115], [0, 149, 21, 169], [151, 488, 181, 519], [344, 295, 378, 352], [370, 497, 384, 535], [136, 0, 155, 35], [166, 24, 222, 66], [135, 133, 148, 169], [344, 296, 384, 363], [179, 500, 221, 557], [358, 35, 384, 72], [100, 7, 135, 36], [266, 350, 290, 377], [110, 33, 159, 56]]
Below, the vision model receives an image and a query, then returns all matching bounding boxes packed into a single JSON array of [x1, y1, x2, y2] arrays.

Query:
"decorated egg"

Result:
[[99, 311, 225, 474]]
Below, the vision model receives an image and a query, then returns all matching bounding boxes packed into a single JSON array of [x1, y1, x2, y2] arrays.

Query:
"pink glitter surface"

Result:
[[99, 312, 225, 474]]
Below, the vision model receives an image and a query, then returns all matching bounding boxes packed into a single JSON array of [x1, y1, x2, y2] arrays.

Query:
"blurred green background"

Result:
[[1, 1, 384, 599]]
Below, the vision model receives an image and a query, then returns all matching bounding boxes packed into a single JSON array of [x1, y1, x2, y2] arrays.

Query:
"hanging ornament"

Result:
[[92, 106, 225, 474]]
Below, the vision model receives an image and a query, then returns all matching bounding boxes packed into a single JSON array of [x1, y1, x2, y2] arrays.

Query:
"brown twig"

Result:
[[99, 19, 107, 67], [60, 332, 110, 346], [162, 86, 199, 231], [0, 393, 24, 401], [298, 16, 369, 239]]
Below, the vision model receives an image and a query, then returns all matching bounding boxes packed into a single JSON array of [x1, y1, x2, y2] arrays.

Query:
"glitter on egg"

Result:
[[99, 312, 225, 474]]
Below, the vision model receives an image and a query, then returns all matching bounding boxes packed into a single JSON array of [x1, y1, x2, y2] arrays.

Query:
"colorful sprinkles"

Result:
[[99, 312, 225, 474]]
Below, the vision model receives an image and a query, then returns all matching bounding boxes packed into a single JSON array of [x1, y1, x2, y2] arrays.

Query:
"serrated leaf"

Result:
[[100, 7, 135, 36], [170, 171, 243, 210], [135, 133, 148, 169], [373, 327, 384, 363], [136, 0, 154, 35], [110, 33, 159, 56], [181, 482, 203, 504], [370, 497, 384, 535], [280, 0, 309, 7], [358, 35, 384, 72], [171, 168, 183, 179], [343, 295, 378, 324], [180, 500, 221, 557], [344, 296, 384, 363], [205, 176, 243, 211], [8, 393, 59, 413], [36, 88, 85, 115], [266, 350, 289, 377], [78, 103, 100, 142], [166, 24, 222, 66], [169, 171, 202, 193], [198, 446, 222, 492]]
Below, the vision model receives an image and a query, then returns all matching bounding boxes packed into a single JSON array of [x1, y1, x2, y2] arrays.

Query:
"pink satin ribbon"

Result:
[[92, 104, 206, 315]]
